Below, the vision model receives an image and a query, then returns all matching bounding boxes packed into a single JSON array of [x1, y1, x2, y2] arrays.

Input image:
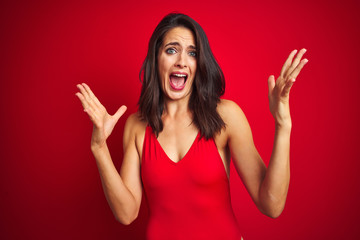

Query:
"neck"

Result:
[[163, 95, 191, 119]]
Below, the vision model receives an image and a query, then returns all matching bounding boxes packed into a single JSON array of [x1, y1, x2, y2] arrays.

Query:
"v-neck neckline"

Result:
[[154, 131, 200, 165]]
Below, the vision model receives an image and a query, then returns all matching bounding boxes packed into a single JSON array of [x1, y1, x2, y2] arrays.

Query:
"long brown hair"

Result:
[[138, 13, 225, 140]]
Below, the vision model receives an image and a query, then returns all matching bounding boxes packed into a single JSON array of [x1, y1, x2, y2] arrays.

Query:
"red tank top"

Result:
[[141, 126, 242, 240]]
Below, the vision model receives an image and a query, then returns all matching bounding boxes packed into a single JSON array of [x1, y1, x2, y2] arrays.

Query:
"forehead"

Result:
[[162, 27, 196, 47]]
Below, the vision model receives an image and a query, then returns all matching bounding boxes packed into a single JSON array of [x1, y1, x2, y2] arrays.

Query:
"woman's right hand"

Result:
[[75, 83, 127, 149]]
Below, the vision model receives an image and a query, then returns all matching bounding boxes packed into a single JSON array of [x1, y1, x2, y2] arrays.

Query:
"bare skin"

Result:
[[75, 27, 308, 224]]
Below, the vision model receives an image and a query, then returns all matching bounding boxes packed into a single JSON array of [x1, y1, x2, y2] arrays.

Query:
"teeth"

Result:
[[173, 73, 187, 77]]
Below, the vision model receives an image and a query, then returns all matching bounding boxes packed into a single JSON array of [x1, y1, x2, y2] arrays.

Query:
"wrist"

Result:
[[91, 141, 107, 152], [275, 122, 292, 133], [274, 116, 292, 129]]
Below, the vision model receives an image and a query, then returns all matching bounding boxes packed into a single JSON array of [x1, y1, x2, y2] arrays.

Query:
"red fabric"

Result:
[[141, 126, 242, 240]]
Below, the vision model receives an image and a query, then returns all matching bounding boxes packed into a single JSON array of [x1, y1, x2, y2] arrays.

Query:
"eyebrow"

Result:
[[164, 41, 196, 50]]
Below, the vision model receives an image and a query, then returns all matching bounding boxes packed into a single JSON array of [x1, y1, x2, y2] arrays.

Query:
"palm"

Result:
[[268, 49, 308, 126], [103, 113, 119, 138], [75, 83, 127, 147]]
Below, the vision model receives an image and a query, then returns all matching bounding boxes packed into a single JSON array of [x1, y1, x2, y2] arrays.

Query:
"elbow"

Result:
[[258, 194, 286, 219], [259, 203, 284, 219], [114, 209, 139, 225], [115, 216, 131, 226], [116, 218, 133, 226], [265, 207, 283, 219]]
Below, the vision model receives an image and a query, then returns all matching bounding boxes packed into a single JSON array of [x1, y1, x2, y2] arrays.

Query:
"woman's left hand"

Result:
[[268, 48, 308, 127]]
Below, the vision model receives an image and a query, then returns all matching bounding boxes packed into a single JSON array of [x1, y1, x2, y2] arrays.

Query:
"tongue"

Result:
[[170, 75, 186, 90]]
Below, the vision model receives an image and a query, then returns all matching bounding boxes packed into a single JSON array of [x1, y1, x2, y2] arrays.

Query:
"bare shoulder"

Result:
[[214, 99, 246, 147], [124, 112, 147, 132], [217, 99, 253, 147], [217, 99, 247, 127], [123, 112, 147, 158]]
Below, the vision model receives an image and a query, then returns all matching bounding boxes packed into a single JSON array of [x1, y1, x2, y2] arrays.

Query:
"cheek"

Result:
[[158, 57, 168, 76], [190, 58, 197, 71], [157, 61, 168, 89], [157, 61, 165, 77], [191, 63, 197, 77]]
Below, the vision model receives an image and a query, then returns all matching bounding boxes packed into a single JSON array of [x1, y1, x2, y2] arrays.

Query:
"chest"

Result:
[[156, 124, 199, 163], [137, 121, 231, 179], [141, 125, 230, 192]]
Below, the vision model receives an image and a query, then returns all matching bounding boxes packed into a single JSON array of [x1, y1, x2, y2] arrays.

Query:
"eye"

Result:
[[166, 48, 176, 54], [188, 51, 196, 57]]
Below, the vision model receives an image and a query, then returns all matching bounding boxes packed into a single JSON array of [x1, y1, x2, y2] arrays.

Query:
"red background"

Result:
[[1, 0, 359, 239]]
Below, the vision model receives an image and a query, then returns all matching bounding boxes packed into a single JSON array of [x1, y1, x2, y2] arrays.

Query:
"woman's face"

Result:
[[157, 27, 197, 101]]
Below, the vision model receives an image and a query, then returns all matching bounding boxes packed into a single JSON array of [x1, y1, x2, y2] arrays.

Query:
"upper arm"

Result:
[[219, 100, 266, 206], [119, 113, 144, 214]]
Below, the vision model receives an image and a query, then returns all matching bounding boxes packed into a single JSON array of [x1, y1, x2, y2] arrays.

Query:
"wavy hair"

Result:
[[138, 13, 225, 140]]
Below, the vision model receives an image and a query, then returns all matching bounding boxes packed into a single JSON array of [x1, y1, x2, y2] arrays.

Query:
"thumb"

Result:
[[268, 75, 275, 94], [113, 105, 127, 121]]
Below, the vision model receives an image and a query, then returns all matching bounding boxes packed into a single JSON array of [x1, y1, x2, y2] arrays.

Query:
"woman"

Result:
[[75, 13, 308, 239]]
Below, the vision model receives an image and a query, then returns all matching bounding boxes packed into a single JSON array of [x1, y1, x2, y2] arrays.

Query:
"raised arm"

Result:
[[75, 83, 142, 225], [221, 49, 308, 218]]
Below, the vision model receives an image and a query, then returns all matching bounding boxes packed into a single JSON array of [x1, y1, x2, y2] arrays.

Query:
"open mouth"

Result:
[[169, 73, 188, 90]]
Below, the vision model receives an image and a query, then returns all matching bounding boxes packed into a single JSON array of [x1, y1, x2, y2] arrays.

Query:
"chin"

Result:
[[164, 86, 192, 101]]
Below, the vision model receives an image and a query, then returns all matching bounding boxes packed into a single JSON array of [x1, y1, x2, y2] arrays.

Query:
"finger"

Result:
[[288, 58, 309, 80], [81, 83, 94, 97], [280, 50, 298, 78], [76, 93, 97, 119], [81, 83, 103, 108], [84, 105, 99, 124], [113, 105, 127, 120], [75, 92, 90, 110], [77, 84, 99, 112], [285, 48, 307, 77], [267, 75, 275, 96], [75, 91, 97, 115], [282, 78, 296, 97], [77, 84, 90, 100]]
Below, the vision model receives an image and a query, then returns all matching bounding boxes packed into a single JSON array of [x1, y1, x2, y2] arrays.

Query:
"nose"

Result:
[[175, 51, 187, 68]]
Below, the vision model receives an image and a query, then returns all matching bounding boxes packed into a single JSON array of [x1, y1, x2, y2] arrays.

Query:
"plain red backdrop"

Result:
[[1, 0, 359, 239]]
